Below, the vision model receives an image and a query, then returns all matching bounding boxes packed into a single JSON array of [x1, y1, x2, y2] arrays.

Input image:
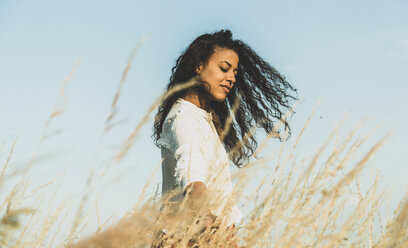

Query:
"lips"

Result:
[[221, 85, 231, 93]]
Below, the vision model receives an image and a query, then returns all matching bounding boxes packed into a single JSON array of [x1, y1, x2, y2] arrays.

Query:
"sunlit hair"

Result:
[[153, 29, 298, 167]]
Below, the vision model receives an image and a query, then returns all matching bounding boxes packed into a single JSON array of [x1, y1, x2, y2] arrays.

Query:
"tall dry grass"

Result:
[[1, 49, 407, 247]]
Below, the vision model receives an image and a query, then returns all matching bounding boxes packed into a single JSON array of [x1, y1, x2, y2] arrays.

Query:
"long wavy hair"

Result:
[[153, 29, 297, 167]]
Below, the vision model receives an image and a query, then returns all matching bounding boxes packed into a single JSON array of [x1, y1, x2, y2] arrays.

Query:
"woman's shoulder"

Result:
[[166, 98, 210, 125], [159, 99, 209, 150], [161, 99, 200, 136]]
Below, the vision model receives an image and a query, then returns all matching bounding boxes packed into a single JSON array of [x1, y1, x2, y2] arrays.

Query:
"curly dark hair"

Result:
[[152, 29, 298, 167]]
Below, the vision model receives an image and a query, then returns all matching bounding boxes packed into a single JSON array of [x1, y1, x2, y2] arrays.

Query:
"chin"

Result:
[[212, 95, 227, 102]]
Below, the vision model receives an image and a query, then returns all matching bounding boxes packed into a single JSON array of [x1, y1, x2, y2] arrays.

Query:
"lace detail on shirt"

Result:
[[176, 98, 213, 122]]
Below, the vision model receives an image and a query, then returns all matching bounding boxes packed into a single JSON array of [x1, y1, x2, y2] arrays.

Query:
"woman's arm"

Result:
[[185, 182, 237, 247], [184, 181, 216, 226]]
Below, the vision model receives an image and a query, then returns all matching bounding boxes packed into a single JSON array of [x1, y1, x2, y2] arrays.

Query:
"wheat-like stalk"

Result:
[[1, 49, 408, 248]]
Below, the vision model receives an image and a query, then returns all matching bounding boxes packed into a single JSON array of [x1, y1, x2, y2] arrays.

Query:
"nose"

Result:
[[227, 71, 236, 85]]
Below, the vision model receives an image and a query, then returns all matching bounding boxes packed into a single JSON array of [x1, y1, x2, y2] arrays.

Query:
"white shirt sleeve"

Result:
[[172, 114, 211, 191]]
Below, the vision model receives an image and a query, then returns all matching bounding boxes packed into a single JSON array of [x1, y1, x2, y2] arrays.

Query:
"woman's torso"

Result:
[[158, 98, 242, 226]]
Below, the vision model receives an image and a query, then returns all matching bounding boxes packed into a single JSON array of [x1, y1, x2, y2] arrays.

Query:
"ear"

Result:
[[195, 63, 203, 74]]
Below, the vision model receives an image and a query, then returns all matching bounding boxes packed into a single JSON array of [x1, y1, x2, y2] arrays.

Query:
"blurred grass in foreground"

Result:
[[1, 55, 407, 248]]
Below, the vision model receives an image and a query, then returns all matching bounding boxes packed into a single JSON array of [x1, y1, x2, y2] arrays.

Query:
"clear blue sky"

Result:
[[1, 0, 407, 239]]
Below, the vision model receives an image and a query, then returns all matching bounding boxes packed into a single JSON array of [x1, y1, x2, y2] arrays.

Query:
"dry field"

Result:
[[1, 61, 407, 248]]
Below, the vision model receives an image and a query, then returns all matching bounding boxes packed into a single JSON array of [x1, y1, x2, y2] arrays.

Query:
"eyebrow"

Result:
[[221, 61, 238, 71]]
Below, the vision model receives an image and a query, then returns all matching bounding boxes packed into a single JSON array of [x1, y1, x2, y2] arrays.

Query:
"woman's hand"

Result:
[[184, 182, 217, 230], [184, 182, 242, 247], [184, 181, 209, 215]]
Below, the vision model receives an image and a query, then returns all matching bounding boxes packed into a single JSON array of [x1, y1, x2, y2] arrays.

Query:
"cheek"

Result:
[[208, 68, 225, 82], [202, 68, 219, 82]]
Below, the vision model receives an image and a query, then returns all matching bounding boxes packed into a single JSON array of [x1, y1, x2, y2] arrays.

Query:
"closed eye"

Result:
[[220, 67, 228, 72]]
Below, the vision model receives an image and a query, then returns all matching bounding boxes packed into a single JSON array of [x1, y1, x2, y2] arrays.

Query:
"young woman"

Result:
[[152, 29, 297, 247]]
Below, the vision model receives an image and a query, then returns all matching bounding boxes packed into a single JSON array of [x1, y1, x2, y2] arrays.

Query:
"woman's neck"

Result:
[[182, 90, 208, 110]]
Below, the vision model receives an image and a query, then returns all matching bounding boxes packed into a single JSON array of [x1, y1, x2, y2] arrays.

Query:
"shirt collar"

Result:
[[176, 98, 213, 121]]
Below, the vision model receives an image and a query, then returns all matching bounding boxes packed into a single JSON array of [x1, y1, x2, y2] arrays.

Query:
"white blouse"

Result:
[[158, 98, 243, 226]]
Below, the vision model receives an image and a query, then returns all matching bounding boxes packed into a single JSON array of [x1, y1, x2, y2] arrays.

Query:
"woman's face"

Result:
[[196, 47, 239, 102]]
